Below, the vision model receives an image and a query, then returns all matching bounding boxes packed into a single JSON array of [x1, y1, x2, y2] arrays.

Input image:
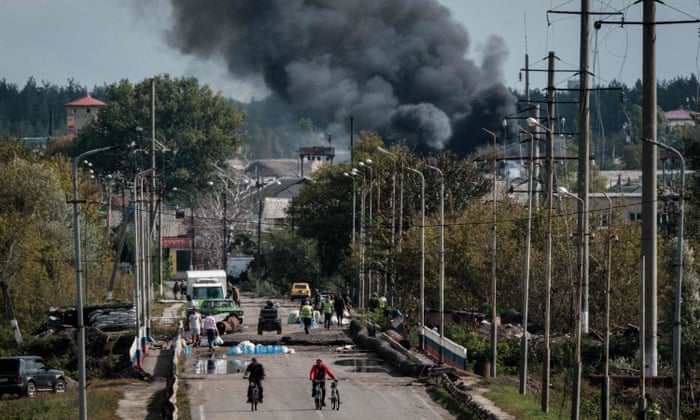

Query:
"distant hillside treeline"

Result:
[[1, 74, 699, 159], [0, 77, 107, 138]]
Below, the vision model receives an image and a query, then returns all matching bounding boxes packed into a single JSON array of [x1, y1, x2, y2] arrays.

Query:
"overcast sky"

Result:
[[1, 0, 699, 102]]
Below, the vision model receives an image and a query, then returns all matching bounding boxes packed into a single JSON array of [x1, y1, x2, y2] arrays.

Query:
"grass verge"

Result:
[[0, 386, 121, 420], [484, 380, 556, 419]]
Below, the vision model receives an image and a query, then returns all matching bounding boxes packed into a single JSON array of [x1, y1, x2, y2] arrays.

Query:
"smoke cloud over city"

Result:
[[165, 0, 516, 155]]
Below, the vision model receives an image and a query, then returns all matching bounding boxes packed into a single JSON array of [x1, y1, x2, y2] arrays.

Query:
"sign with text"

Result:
[[162, 237, 190, 249]]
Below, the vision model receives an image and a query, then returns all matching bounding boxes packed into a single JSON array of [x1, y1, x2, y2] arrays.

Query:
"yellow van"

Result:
[[290, 282, 312, 302]]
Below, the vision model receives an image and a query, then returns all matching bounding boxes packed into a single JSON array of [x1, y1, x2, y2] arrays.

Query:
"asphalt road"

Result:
[[180, 296, 454, 419]]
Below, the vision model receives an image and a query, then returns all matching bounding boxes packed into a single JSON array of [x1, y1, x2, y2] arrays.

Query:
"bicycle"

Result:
[[312, 379, 324, 410], [330, 380, 340, 410], [246, 379, 260, 411]]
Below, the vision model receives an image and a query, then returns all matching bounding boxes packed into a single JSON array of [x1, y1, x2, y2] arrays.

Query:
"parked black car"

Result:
[[0, 356, 67, 397]]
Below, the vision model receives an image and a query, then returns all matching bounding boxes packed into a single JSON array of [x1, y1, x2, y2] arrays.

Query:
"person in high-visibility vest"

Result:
[[321, 295, 334, 329], [300, 300, 314, 334], [378, 295, 387, 310]]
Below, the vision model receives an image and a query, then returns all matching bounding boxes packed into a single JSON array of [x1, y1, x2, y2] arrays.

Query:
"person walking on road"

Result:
[[300, 300, 314, 334], [333, 294, 345, 327], [188, 308, 202, 347], [202, 313, 219, 351], [321, 294, 334, 329], [313, 288, 321, 311]]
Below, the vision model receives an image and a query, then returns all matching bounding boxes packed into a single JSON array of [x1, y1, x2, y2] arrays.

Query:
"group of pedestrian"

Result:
[[368, 292, 388, 314], [188, 307, 219, 351], [172, 280, 186, 300], [305, 292, 348, 331]]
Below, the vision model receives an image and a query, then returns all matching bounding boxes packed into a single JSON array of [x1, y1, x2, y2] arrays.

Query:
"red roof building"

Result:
[[665, 108, 698, 128], [65, 93, 106, 134]]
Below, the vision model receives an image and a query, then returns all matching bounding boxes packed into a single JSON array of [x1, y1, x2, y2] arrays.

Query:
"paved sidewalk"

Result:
[[116, 303, 183, 420]]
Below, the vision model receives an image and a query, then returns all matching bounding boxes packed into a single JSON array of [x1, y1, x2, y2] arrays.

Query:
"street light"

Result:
[[482, 128, 498, 379], [557, 186, 584, 420], [527, 116, 554, 412], [350, 168, 366, 308], [359, 160, 374, 298], [343, 172, 357, 243], [406, 166, 425, 351], [377, 147, 397, 300], [72, 145, 118, 420], [171, 187, 194, 270], [641, 137, 685, 420], [517, 127, 535, 394], [426, 163, 444, 365], [601, 192, 615, 420], [254, 172, 281, 295], [135, 169, 154, 363]]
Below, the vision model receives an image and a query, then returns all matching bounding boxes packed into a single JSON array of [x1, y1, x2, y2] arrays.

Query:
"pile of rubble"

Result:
[[39, 303, 136, 334]]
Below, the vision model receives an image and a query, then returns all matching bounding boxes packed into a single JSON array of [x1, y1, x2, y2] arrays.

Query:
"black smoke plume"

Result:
[[165, 0, 516, 155]]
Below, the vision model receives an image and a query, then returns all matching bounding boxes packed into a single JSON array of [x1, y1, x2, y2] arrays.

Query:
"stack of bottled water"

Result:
[[228, 340, 291, 355]]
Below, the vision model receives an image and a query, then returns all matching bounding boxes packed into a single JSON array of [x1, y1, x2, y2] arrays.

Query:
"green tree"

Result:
[[286, 164, 354, 276], [62, 75, 247, 198], [0, 141, 72, 339], [259, 230, 321, 293]]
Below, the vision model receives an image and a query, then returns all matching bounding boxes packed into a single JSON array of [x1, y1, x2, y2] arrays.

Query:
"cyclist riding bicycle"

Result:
[[243, 357, 266, 403], [309, 358, 337, 407]]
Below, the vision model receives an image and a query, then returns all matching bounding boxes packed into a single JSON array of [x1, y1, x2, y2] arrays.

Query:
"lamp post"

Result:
[[641, 137, 685, 420], [359, 160, 373, 297], [135, 169, 155, 360], [482, 128, 498, 379], [602, 192, 614, 420], [557, 186, 585, 420], [343, 172, 357, 243], [351, 168, 366, 308], [378, 147, 397, 300], [426, 163, 444, 365], [72, 145, 118, 420], [527, 116, 554, 412], [223, 190, 228, 271], [254, 172, 281, 295], [172, 187, 194, 270], [517, 127, 535, 394], [406, 166, 425, 351]]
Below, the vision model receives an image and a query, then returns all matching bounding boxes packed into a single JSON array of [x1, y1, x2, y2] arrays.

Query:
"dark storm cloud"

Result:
[[165, 0, 515, 154]]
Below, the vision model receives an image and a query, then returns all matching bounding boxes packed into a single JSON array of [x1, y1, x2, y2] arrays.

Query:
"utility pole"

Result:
[[256, 168, 262, 295], [641, 0, 658, 379], [482, 128, 498, 379], [572, 2, 591, 418], [577, 0, 591, 338], [222, 191, 228, 271], [542, 51, 556, 414]]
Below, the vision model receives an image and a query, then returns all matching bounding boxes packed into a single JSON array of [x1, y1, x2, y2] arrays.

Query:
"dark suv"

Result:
[[0, 356, 67, 397]]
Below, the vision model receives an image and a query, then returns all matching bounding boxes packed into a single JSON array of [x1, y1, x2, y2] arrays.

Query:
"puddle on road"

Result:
[[334, 358, 387, 373], [190, 355, 388, 375]]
